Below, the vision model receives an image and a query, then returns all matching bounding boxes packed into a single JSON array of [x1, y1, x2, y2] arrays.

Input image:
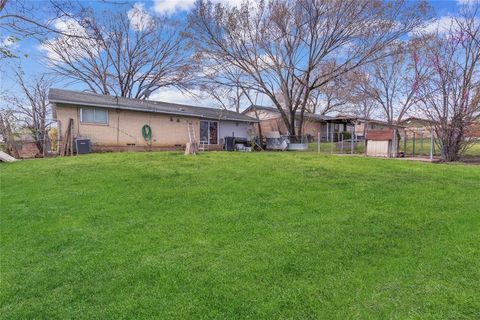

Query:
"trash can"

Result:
[[225, 137, 236, 151]]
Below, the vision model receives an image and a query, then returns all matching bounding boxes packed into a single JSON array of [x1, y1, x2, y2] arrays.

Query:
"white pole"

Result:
[[430, 129, 434, 160], [331, 131, 334, 154], [317, 131, 320, 154]]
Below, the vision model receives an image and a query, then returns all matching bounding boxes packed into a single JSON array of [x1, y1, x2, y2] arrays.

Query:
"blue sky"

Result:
[[0, 0, 470, 108]]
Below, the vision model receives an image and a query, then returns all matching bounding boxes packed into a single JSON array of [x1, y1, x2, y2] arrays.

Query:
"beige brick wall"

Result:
[[55, 104, 199, 147]]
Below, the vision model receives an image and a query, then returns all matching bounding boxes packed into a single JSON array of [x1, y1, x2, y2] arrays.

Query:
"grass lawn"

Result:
[[1, 152, 480, 319]]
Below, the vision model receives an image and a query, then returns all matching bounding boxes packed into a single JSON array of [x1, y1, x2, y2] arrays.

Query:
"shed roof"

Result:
[[366, 130, 396, 141], [49, 88, 258, 123]]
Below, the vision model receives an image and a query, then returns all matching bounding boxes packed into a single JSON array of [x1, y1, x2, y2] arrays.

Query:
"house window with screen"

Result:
[[80, 107, 108, 124], [200, 120, 218, 144]]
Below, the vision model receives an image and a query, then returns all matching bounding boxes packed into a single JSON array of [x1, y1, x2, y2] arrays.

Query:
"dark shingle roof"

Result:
[[49, 88, 258, 123]]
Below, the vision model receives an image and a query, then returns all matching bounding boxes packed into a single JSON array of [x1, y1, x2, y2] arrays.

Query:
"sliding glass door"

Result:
[[200, 121, 218, 144]]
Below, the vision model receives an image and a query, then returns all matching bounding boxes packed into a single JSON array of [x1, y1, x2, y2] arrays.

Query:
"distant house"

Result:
[[242, 105, 353, 141], [16, 133, 41, 158], [365, 129, 401, 158], [399, 117, 436, 138], [49, 89, 258, 152], [335, 117, 405, 140], [466, 120, 480, 139]]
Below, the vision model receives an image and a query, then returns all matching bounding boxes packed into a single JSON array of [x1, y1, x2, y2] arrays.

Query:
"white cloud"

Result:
[[153, 0, 245, 15], [411, 16, 456, 36], [38, 17, 97, 62], [52, 17, 89, 37], [149, 88, 216, 107], [153, 0, 196, 15], [2, 36, 17, 48], [457, 0, 478, 6], [128, 3, 153, 31]]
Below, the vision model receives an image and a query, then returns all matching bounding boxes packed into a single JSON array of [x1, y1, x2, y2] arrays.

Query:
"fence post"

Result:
[[392, 129, 397, 158], [351, 132, 354, 154], [412, 132, 416, 157], [317, 132, 320, 154], [420, 133, 424, 155], [341, 133, 344, 153], [430, 129, 434, 160], [330, 131, 334, 154]]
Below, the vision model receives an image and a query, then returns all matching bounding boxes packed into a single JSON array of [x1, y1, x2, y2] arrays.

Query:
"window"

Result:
[[80, 107, 108, 124], [200, 120, 218, 144]]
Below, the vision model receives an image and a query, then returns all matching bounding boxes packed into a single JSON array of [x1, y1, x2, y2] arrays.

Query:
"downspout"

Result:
[[116, 95, 120, 146]]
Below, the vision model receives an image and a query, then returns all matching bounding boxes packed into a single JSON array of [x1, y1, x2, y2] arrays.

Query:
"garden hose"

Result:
[[142, 124, 152, 142]]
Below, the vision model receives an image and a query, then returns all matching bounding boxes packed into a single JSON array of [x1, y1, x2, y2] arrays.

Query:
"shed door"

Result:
[[367, 140, 389, 157]]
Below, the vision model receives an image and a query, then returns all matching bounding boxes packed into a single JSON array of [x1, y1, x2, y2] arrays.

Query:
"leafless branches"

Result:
[[350, 41, 430, 123], [0, 0, 82, 59], [188, 0, 427, 136], [6, 72, 53, 154], [42, 8, 192, 99], [414, 3, 480, 161]]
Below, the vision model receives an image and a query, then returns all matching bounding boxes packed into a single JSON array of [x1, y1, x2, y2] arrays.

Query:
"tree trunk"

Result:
[[0, 115, 20, 159]]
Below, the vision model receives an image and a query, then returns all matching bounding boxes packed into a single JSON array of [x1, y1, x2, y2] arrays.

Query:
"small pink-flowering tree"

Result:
[[414, 3, 480, 161]]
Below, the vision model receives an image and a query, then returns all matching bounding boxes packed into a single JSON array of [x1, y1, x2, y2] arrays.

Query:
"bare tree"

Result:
[[307, 69, 359, 115], [7, 72, 53, 155], [194, 61, 254, 112], [0, 0, 82, 59], [42, 6, 192, 99], [188, 0, 427, 137], [0, 109, 19, 158], [351, 41, 430, 124], [414, 4, 480, 162]]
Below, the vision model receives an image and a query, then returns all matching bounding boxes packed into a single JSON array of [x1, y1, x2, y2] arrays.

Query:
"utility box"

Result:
[[75, 138, 91, 154]]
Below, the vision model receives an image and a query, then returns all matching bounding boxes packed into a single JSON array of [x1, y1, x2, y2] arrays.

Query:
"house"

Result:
[[466, 120, 480, 139], [16, 133, 41, 158], [336, 117, 406, 140], [365, 129, 401, 158], [49, 89, 258, 152], [242, 105, 354, 141], [399, 117, 436, 138]]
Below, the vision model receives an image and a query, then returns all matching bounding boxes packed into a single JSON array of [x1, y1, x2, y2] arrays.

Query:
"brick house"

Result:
[[49, 89, 258, 152]]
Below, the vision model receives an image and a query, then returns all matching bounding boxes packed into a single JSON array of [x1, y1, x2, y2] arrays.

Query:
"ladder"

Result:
[[185, 121, 199, 155], [187, 121, 197, 144], [199, 141, 208, 152]]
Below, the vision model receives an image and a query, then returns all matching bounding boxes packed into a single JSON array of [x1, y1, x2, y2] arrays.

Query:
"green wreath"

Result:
[[142, 124, 152, 142]]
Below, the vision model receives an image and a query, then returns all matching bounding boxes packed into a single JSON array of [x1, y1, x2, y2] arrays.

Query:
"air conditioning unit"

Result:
[[75, 138, 91, 154]]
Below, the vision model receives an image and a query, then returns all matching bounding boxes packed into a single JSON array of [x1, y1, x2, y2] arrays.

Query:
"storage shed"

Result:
[[365, 130, 400, 158]]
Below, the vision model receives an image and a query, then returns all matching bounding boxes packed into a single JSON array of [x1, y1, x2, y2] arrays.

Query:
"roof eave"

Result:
[[50, 98, 259, 123]]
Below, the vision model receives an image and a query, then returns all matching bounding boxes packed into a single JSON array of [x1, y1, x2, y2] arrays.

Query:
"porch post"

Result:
[[326, 122, 330, 142]]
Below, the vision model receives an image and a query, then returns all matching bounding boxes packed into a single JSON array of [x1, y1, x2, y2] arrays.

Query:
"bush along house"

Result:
[[49, 89, 258, 153]]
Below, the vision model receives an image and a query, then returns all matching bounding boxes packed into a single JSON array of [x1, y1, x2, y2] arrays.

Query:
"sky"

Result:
[[0, 0, 473, 110]]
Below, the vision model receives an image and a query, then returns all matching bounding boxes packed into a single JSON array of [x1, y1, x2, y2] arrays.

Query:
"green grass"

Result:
[[1, 152, 480, 319]]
